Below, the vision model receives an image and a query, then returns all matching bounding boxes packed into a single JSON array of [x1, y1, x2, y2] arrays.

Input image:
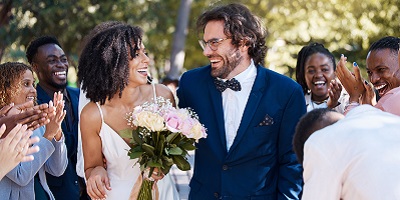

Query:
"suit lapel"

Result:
[[227, 66, 267, 155], [208, 77, 228, 152]]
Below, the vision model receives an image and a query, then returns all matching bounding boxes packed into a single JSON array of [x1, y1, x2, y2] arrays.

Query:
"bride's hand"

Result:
[[86, 166, 111, 199], [150, 167, 165, 181]]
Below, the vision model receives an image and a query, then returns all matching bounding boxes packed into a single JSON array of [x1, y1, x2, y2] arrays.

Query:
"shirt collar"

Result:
[[233, 59, 257, 84]]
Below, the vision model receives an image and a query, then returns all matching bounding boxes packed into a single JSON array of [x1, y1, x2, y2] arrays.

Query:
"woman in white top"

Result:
[[78, 21, 179, 200], [295, 43, 348, 113]]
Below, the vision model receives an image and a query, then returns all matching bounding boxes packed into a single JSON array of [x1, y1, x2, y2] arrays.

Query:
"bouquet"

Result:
[[121, 96, 207, 199]]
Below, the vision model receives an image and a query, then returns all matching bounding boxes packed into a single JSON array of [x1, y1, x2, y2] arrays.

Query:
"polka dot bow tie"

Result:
[[214, 78, 242, 92]]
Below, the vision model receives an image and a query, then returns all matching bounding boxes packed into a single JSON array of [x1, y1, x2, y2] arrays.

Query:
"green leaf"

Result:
[[132, 129, 143, 145], [119, 128, 133, 139], [166, 132, 179, 143], [179, 142, 196, 151], [142, 143, 155, 157], [128, 151, 144, 159], [168, 147, 183, 155], [147, 160, 163, 168], [173, 155, 190, 171]]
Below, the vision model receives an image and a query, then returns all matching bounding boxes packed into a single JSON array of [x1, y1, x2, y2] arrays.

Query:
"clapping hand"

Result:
[[43, 92, 66, 141], [327, 79, 343, 109], [0, 124, 40, 179], [0, 101, 56, 138], [336, 54, 366, 103]]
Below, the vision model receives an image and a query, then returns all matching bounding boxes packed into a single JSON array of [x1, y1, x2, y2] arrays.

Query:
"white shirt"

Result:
[[302, 105, 400, 200], [221, 60, 257, 151]]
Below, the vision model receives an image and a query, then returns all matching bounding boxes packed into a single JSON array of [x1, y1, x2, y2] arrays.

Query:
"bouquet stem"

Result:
[[137, 178, 155, 200]]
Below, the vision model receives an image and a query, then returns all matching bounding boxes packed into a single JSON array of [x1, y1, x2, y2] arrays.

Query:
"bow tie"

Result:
[[214, 78, 242, 92]]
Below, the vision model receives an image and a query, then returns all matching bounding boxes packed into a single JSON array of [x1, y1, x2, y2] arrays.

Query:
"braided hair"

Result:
[[295, 43, 336, 94], [0, 62, 33, 107], [77, 21, 143, 105]]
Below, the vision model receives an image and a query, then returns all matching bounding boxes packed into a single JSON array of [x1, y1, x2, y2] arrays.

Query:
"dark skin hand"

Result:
[[0, 101, 55, 138]]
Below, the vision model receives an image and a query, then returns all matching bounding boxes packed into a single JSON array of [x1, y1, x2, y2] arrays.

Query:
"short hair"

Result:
[[26, 36, 62, 64], [295, 43, 336, 94], [77, 21, 143, 105], [368, 36, 400, 55], [0, 62, 33, 107], [196, 3, 267, 65], [293, 108, 340, 165]]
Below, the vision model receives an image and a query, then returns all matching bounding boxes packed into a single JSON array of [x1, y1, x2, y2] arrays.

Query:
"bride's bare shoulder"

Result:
[[80, 102, 101, 126]]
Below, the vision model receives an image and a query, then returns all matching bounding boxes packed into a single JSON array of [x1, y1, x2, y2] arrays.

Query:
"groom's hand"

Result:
[[86, 166, 111, 199]]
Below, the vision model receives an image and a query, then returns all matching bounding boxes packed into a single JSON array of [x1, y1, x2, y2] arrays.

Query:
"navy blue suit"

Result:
[[36, 85, 86, 200], [177, 65, 305, 200]]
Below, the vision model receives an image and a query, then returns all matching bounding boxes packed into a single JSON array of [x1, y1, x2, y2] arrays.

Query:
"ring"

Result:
[[15, 148, 21, 153]]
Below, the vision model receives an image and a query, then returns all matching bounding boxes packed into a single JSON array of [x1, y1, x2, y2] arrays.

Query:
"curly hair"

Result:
[[26, 35, 62, 64], [77, 21, 143, 105], [196, 3, 267, 66], [0, 62, 33, 107], [368, 36, 400, 55], [295, 42, 336, 94]]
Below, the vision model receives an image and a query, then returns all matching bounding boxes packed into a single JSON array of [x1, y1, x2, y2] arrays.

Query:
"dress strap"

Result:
[[95, 102, 104, 123], [151, 83, 157, 103]]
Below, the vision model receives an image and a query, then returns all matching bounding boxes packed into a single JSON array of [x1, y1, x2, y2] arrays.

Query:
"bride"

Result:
[[78, 21, 179, 199]]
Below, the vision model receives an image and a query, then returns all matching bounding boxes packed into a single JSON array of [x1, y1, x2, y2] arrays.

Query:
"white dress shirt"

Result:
[[302, 105, 400, 200], [221, 60, 257, 151]]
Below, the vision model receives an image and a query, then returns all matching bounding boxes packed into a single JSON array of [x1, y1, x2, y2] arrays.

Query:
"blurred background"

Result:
[[0, 0, 399, 87]]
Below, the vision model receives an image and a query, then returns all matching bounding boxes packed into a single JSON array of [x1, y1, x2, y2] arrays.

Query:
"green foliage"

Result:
[[1, 0, 399, 81], [126, 128, 194, 176]]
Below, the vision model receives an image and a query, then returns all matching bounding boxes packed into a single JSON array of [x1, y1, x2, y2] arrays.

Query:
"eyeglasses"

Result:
[[198, 38, 230, 51]]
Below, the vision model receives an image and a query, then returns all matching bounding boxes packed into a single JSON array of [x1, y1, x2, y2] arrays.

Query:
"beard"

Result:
[[210, 48, 243, 79]]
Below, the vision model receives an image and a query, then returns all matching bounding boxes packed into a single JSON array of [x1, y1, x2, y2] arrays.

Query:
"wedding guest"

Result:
[[78, 21, 179, 199], [26, 36, 89, 199], [0, 123, 40, 180], [177, 3, 305, 199], [0, 62, 67, 200], [336, 36, 400, 116], [294, 105, 400, 199], [295, 43, 348, 113]]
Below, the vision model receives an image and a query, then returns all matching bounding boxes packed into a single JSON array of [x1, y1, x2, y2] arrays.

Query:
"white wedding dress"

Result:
[[77, 85, 179, 200], [95, 102, 180, 199]]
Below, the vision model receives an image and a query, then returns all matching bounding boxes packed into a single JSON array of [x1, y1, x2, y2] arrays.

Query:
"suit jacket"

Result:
[[177, 65, 305, 200], [0, 126, 67, 200], [302, 105, 400, 200], [36, 85, 83, 200]]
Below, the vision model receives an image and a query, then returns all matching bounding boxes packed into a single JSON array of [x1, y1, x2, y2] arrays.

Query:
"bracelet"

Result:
[[344, 101, 360, 114]]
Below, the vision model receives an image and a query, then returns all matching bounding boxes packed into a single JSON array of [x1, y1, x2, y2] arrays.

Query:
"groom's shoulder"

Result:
[[182, 65, 210, 79]]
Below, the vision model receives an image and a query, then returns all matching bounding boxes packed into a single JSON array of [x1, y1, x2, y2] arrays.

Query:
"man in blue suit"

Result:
[[26, 36, 89, 200], [177, 3, 305, 199]]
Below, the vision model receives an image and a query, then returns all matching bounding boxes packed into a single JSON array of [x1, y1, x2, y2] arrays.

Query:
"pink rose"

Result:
[[165, 112, 182, 133]]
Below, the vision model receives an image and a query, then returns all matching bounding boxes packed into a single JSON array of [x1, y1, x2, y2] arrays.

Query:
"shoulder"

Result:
[[80, 102, 101, 130], [181, 65, 211, 80], [66, 86, 79, 96], [153, 84, 175, 104]]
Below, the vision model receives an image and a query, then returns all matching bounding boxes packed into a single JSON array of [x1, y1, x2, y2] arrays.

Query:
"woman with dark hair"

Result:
[[295, 43, 348, 113], [78, 22, 179, 200], [0, 62, 67, 200]]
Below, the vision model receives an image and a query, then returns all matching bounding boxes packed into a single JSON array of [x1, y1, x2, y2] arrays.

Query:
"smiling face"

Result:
[[11, 70, 37, 105], [128, 42, 150, 87], [202, 20, 249, 79], [32, 43, 68, 91], [366, 49, 400, 97], [304, 53, 336, 102]]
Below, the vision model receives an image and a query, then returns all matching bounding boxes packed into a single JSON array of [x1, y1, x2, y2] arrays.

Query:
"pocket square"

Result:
[[258, 114, 274, 126]]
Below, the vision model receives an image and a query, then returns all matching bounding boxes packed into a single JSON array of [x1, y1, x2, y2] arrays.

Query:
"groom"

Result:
[[177, 3, 305, 199]]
